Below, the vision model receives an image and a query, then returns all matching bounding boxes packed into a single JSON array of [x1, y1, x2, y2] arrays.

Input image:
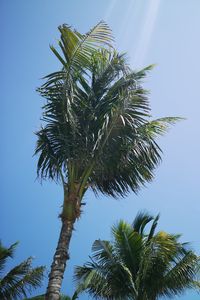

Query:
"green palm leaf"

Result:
[[0, 241, 18, 275], [41, 20, 113, 92]]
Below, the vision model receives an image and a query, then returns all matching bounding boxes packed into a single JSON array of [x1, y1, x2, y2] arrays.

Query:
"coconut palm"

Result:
[[75, 212, 200, 300], [35, 21, 179, 299], [0, 241, 45, 300]]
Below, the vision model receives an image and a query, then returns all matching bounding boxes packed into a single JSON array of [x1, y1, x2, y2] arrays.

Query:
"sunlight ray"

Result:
[[118, 0, 137, 42], [131, 0, 161, 68], [103, 0, 118, 21]]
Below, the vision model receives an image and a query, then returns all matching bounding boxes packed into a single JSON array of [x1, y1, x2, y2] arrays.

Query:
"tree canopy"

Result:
[[35, 21, 179, 199]]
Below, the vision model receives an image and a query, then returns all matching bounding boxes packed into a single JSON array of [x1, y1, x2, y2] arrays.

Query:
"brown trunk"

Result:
[[45, 184, 82, 300], [45, 218, 75, 300]]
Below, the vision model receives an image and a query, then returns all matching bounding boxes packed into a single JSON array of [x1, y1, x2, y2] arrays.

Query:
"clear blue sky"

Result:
[[1, 1, 200, 299]]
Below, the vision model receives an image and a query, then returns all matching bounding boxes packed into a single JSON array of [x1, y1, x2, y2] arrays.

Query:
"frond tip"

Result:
[[50, 20, 113, 71], [139, 117, 184, 139]]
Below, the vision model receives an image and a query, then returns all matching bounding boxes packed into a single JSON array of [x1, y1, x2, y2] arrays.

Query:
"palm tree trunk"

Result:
[[46, 187, 81, 300], [45, 218, 75, 300]]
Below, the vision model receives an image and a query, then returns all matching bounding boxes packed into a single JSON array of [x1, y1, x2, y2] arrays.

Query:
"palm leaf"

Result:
[[0, 258, 44, 300], [132, 211, 154, 235], [139, 117, 184, 139], [162, 251, 199, 297], [0, 242, 45, 300], [0, 241, 18, 275], [41, 21, 113, 93]]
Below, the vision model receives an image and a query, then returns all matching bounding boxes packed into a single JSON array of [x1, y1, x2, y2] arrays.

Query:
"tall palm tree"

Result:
[[0, 241, 45, 299], [35, 21, 179, 299], [75, 212, 200, 299]]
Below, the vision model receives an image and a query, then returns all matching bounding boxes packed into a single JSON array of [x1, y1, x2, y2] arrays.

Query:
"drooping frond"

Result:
[[0, 241, 18, 275], [132, 211, 154, 235], [35, 128, 62, 180]]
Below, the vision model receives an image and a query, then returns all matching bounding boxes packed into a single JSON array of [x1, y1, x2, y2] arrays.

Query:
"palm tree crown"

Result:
[[35, 21, 178, 199], [75, 212, 200, 300], [0, 241, 45, 300]]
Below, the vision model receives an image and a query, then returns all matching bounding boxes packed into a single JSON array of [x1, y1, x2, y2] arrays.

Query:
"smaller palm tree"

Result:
[[75, 212, 200, 300], [0, 241, 45, 300]]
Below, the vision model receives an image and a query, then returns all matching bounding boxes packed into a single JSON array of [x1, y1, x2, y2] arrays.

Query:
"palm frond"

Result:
[[0, 257, 45, 300], [56, 20, 112, 67], [0, 242, 45, 300], [162, 251, 200, 297], [0, 241, 18, 275], [132, 211, 154, 235], [147, 214, 160, 241], [35, 128, 62, 181], [138, 117, 183, 139], [112, 221, 143, 281], [41, 21, 113, 93]]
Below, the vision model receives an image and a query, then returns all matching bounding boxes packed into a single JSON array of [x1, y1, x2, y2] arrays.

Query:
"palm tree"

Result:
[[0, 241, 45, 300], [75, 212, 200, 299], [35, 21, 179, 299]]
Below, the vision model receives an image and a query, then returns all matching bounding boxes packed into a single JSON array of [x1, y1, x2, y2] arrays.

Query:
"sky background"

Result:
[[1, 0, 200, 299]]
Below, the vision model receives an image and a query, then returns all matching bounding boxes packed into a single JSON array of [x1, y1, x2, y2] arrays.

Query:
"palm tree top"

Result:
[[35, 21, 181, 198], [75, 212, 200, 300]]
